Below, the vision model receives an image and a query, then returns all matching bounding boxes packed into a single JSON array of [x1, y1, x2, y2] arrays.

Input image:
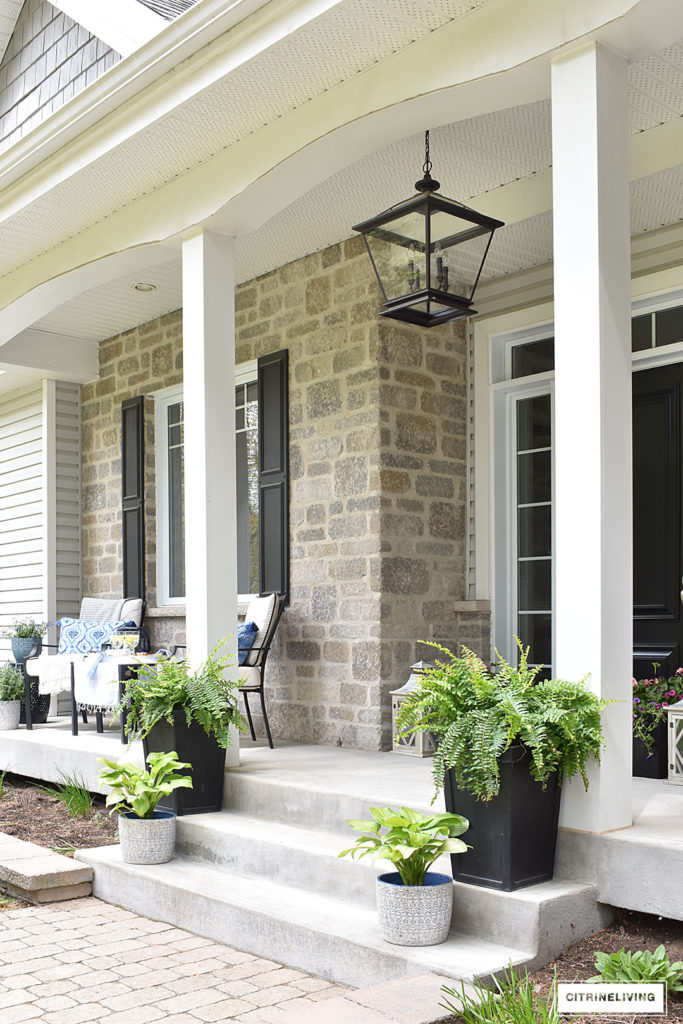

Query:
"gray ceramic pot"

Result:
[[118, 810, 176, 864], [0, 700, 20, 730], [376, 871, 453, 946]]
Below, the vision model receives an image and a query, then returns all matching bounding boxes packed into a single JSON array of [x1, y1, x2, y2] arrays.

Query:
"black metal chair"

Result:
[[239, 593, 285, 749]]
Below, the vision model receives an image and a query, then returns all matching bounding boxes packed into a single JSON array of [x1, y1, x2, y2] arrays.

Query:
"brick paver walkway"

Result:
[[0, 897, 348, 1024]]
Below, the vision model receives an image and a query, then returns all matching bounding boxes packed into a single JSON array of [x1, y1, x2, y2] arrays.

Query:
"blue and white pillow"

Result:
[[57, 619, 135, 655], [238, 621, 259, 666]]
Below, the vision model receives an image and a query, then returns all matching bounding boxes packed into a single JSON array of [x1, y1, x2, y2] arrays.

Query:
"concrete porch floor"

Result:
[[1, 720, 682, 921]]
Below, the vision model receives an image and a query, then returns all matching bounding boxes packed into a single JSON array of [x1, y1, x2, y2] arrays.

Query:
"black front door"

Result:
[[633, 362, 683, 677]]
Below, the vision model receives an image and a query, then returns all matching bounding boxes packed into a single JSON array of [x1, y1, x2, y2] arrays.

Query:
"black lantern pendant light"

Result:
[[353, 131, 504, 327]]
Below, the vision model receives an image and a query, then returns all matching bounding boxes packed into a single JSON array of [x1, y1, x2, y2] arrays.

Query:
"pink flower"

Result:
[[676, 668, 683, 676], [669, 690, 676, 697]]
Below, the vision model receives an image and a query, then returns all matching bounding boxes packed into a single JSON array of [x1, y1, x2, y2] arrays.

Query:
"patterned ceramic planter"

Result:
[[11, 637, 41, 663], [0, 700, 20, 730], [376, 871, 453, 946], [118, 810, 176, 865]]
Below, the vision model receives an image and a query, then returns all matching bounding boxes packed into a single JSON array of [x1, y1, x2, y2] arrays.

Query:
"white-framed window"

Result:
[[155, 385, 185, 606], [479, 286, 683, 675], [154, 361, 259, 607]]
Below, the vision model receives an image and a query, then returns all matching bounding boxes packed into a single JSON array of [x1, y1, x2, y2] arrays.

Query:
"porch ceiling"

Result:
[[28, 89, 683, 344], [3, 1, 683, 354]]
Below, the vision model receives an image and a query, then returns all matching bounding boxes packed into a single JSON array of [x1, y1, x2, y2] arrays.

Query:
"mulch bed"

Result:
[[0, 775, 118, 854], [530, 909, 683, 1023]]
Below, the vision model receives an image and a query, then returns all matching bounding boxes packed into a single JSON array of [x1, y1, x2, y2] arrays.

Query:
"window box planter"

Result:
[[444, 745, 562, 891], [143, 709, 225, 815]]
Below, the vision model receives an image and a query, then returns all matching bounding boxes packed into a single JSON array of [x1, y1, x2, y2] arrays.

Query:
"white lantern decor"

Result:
[[391, 660, 436, 757], [667, 699, 683, 785]]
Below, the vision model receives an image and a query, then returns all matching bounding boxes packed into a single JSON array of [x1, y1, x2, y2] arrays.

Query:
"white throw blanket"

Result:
[[31, 655, 81, 696]]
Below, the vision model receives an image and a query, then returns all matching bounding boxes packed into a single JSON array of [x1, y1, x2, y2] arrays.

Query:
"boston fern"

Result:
[[396, 641, 605, 801], [123, 640, 247, 749]]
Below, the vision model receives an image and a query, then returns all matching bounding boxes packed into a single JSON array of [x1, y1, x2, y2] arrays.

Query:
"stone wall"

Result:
[[80, 237, 489, 749], [81, 310, 183, 645]]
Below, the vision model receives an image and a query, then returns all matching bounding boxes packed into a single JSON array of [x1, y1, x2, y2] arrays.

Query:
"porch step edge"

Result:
[[75, 846, 532, 988]]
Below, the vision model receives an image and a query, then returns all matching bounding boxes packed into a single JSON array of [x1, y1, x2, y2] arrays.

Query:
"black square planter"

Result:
[[142, 708, 226, 815], [444, 745, 561, 891], [633, 720, 668, 779]]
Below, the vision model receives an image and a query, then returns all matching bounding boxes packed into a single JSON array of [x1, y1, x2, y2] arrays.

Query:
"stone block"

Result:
[[287, 640, 321, 661], [428, 502, 461, 541], [311, 586, 337, 622], [381, 557, 429, 595], [416, 475, 454, 498], [396, 413, 437, 454], [334, 456, 367, 496], [306, 380, 341, 419]]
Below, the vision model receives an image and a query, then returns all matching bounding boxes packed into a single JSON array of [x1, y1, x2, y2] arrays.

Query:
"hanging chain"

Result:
[[423, 130, 432, 176]]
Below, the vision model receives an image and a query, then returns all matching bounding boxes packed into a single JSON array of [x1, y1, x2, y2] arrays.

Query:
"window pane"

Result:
[[517, 394, 551, 451], [517, 613, 551, 667], [517, 451, 551, 504], [518, 505, 551, 557], [655, 306, 683, 348], [511, 338, 554, 378], [518, 560, 551, 612], [246, 380, 258, 404], [632, 314, 652, 352]]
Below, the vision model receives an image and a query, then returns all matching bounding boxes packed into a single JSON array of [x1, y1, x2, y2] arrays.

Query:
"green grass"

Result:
[[39, 772, 93, 819], [0, 770, 7, 800], [441, 968, 561, 1024]]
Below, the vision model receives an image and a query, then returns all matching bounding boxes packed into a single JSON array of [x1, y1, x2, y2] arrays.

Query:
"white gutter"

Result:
[[0, 0, 344, 208]]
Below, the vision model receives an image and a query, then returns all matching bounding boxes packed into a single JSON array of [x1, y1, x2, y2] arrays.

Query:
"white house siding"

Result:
[[0, 0, 119, 153], [0, 384, 44, 656], [54, 381, 81, 621]]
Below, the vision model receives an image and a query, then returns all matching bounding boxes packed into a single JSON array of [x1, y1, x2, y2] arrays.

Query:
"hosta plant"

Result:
[[396, 640, 605, 801], [589, 945, 683, 994], [339, 805, 468, 886], [122, 639, 247, 749], [98, 751, 193, 818]]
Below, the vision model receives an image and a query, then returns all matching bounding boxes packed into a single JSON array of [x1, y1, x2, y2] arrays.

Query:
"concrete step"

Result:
[[224, 757, 440, 831], [175, 810, 383, 908], [556, 788, 683, 920], [173, 811, 610, 967], [75, 845, 532, 988], [0, 832, 93, 903]]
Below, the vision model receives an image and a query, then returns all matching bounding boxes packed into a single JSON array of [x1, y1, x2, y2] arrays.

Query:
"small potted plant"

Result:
[[339, 805, 468, 946], [632, 667, 683, 778], [97, 750, 193, 864], [2, 619, 49, 662], [121, 640, 247, 815], [0, 663, 25, 730], [396, 641, 605, 891]]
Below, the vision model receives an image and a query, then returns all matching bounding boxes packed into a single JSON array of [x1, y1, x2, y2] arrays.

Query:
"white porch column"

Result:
[[182, 229, 239, 766], [552, 43, 632, 833]]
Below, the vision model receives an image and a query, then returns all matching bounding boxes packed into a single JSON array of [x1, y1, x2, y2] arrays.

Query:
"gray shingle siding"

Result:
[[136, 0, 198, 20], [0, 0, 120, 153]]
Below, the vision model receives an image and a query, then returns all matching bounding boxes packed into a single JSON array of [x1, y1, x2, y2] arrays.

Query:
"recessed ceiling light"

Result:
[[134, 282, 157, 292]]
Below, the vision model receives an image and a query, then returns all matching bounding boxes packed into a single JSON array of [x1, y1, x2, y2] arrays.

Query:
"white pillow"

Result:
[[244, 593, 276, 666]]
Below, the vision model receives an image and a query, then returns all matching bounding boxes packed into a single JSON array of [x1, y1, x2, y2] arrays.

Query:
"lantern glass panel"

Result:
[[428, 210, 493, 299], [363, 210, 427, 301]]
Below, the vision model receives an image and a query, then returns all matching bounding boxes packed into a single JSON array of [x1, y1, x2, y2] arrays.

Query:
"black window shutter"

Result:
[[121, 396, 145, 600], [257, 350, 289, 599]]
